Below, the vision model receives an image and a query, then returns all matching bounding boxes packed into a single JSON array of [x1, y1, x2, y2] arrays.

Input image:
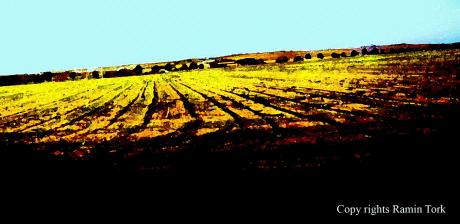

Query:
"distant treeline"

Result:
[[0, 62, 208, 87], [0, 71, 93, 87], [1, 42, 459, 87], [275, 43, 460, 63]]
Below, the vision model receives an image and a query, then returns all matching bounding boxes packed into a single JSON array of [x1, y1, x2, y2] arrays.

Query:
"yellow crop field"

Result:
[[1, 49, 459, 174]]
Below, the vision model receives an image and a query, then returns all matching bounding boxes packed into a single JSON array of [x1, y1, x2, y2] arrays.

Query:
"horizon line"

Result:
[[1, 41, 459, 76]]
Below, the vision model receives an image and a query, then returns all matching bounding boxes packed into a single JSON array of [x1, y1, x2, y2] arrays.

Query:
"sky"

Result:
[[1, 0, 460, 75]]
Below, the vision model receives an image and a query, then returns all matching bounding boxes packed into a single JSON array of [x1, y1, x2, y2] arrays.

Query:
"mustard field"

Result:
[[1, 49, 459, 174]]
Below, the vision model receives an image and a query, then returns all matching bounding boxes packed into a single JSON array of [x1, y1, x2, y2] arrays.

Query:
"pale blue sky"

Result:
[[1, 0, 460, 75]]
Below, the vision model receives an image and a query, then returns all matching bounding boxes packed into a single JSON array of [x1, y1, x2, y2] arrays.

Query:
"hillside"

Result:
[[0, 48, 459, 177], [1, 42, 459, 87]]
